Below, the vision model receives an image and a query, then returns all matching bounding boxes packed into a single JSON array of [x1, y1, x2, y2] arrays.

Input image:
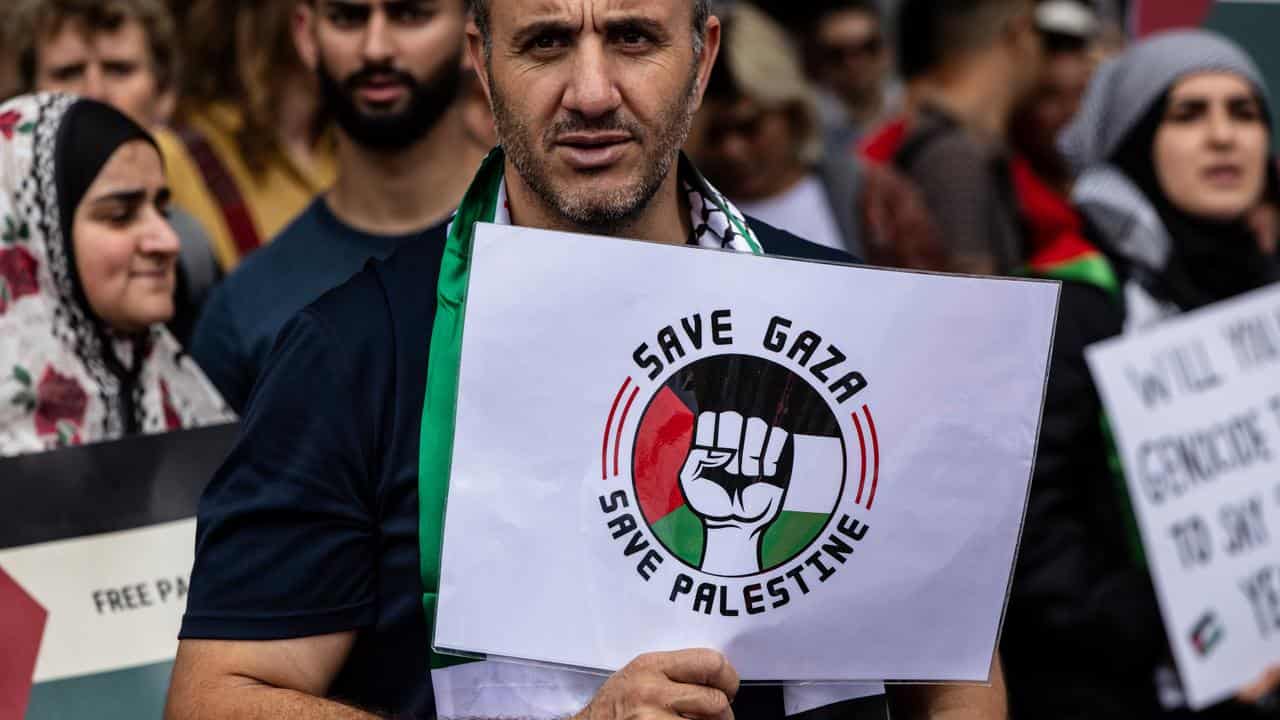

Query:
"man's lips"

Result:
[[356, 82, 408, 104], [553, 132, 635, 170]]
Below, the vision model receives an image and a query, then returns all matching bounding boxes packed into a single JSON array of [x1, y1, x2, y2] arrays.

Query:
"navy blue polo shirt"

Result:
[[181, 218, 883, 718]]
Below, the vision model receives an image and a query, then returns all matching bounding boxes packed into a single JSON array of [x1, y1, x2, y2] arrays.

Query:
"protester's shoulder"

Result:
[[210, 199, 325, 300], [296, 218, 449, 347], [900, 111, 989, 174], [245, 199, 331, 265], [370, 217, 450, 294], [1052, 280, 1125, 360], [747, 216, 860, 265]]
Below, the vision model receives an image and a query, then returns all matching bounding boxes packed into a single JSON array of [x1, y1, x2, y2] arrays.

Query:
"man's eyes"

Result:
[[614, 29, 653, 48], [387, 4, 432, 23], [527, 32, 571, 54], [50, 65, 85, 82], [523, 28, 657, 56], [325, 5, 369, 28], [103, 61, 138, 77], [325, 3, 432, 28]]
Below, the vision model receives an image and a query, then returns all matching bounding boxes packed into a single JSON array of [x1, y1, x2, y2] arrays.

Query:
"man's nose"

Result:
[[563, 38, 621, 118], [362, 10, 395, 65], [82, 63, 106, 101]]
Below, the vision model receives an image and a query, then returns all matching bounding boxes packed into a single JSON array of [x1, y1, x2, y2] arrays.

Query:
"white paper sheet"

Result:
[[435, 223, 1059, 682]]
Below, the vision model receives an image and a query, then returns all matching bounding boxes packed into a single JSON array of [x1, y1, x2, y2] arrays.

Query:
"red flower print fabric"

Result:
[[0, 246, 39, 314], [34, 366, 88, 445]]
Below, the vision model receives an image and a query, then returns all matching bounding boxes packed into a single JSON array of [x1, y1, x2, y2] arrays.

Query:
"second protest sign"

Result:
[[1088, 283, 1280, 709]]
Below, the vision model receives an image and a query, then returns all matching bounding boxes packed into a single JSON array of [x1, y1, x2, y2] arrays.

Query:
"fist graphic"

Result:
[[679, 411, 791, 576]]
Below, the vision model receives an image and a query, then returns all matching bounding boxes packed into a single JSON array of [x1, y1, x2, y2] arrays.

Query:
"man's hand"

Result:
[[680, 411, 789, 575], [1238, 665, 1280, 706], [576, 649, 739, 720]]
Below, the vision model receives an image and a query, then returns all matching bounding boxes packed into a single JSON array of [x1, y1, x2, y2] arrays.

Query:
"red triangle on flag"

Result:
[[0, 564, 47, 720]]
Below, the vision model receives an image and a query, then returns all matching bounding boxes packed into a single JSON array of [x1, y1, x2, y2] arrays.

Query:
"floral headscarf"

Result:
[[0, 93, 231, 457]]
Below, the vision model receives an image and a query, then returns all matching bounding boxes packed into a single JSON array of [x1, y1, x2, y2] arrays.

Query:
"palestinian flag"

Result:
[[631, 354, 846, 574], [0, 424, 237, 719], [1012, 157, 1119, 294]]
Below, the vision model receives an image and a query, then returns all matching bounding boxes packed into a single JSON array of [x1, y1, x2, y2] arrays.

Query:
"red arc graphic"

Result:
[[851, 405, 881, 510]]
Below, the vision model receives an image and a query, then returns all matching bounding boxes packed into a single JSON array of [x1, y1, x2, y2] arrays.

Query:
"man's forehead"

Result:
[[42, 15, 146, 45], [821, 12, 878, 39], [492, 0, 684, 28]]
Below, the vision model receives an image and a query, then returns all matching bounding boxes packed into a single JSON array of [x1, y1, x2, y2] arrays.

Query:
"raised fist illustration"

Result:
[[680, 411, 791, 576]]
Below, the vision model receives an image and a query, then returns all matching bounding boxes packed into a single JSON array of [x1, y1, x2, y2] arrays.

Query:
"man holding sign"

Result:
[[167, 0, 1012, 718]]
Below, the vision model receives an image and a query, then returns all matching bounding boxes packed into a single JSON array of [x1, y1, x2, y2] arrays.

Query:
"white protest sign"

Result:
[[434, 224, 1060, 682], [1086, 284, 1280, 709]]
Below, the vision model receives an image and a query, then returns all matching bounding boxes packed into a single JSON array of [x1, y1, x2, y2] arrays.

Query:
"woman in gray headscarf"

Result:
[[1062, 29, 1279, 326], [1003, 30, 1278, 720]]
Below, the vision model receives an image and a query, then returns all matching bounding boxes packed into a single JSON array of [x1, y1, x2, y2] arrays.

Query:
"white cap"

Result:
[[1035, 0, 1100, 39]]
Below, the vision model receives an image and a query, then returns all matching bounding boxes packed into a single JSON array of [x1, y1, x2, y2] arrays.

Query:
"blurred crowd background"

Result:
[[1, 0, 1279, 717]]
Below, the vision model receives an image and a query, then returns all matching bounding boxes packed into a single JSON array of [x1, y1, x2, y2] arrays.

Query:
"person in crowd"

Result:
[[1005, 0, 1111, 293], [690, 1, 940, 270], [1010, 0, 1099, 193], [9, 0, 223, 346], [687, 2, 863, 255], [189, 0, 490, 413], [160, 0, 337, 271], [1003, 29, 1280, 719], [0, 94, 229, 457], [888, 0, 1044, 275], [11, 0, 177, 127], [802, 0, 899, 153], [165, 0, 1008, 717]]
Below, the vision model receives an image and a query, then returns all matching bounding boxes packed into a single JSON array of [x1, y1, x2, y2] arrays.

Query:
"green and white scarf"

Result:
[[417, 148, 768, 716]]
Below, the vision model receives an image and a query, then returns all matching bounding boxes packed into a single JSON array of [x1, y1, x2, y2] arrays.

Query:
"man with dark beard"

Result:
[[189, 0, 487, 411], [167, 0, 1008, 717]]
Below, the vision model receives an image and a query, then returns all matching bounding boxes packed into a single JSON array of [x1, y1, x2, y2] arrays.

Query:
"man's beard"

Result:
[[489, 64, 701, 235], [318, 54, 463, 152]]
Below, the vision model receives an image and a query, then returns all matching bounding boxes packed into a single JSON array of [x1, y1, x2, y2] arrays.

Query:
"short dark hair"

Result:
[[810, 0, 881, 29], [896, 0, 1031, 80], [466, 0, 711, 54], [11, 0, 179, 92]]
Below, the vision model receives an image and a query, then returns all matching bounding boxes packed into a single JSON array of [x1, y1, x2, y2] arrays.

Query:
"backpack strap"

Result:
[[892, 108, 957, 172], [174, 124, 263, 259]]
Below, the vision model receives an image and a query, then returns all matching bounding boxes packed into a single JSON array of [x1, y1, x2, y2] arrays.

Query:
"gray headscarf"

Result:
[[1060, 29, 1270, 172]]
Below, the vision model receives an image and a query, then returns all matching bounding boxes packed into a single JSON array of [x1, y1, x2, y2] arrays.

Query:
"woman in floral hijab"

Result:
[[0, 93, 230, 456]]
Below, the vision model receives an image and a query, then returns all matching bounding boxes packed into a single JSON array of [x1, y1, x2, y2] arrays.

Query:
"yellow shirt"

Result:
[[155, 103, 337, 271]]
